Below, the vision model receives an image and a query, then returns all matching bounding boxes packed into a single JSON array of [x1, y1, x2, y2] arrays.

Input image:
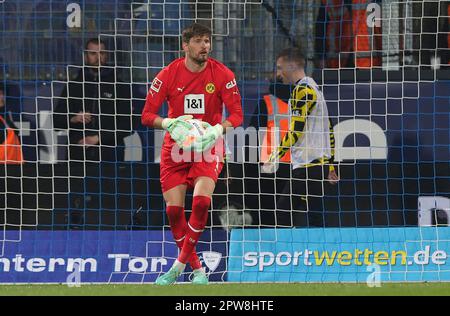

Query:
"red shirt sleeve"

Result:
[[141, 68, 170, 127], [221, 69, 243, 128]]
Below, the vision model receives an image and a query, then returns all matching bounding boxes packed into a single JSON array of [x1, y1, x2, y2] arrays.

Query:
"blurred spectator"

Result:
[[53, 38, 134, 228], [315, 0, 353, 68], [250, 80, 293, 130], [249, 79, 294, 165], [0, 83, 23, 164], [0, 82, 23, 229], [53, 38, 133, 162]]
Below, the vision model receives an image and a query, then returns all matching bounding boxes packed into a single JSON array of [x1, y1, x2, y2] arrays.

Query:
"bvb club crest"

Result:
[[206, 83, 215, 94]]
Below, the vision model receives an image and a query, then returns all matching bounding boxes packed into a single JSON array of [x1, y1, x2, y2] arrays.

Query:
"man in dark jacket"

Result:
[[54, 38, 133, 162], [53, 38, 133, 228]]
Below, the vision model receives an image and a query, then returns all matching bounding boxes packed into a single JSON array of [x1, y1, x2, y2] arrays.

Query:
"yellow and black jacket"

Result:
[[268, 76, 335, 170]]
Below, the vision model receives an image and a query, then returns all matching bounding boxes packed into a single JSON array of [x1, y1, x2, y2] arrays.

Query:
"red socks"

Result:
[[166, 205, 201, 270], [178, 196, 211, 264]]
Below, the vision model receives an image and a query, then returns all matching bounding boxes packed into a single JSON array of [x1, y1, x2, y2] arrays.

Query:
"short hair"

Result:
[[182, 23, 212, 43], [85, 38, 106, 50], [277, 47, 306, 69]]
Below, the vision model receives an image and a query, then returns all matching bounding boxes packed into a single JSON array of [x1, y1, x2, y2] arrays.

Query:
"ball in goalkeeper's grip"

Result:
[[182, 119, 207, 148]]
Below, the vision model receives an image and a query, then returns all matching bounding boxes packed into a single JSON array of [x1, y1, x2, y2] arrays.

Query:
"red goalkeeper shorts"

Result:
[[159, 146, 224, 193]]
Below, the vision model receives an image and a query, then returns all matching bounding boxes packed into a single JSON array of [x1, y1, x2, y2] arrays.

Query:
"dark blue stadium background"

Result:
[[0, 0, 449, 229]]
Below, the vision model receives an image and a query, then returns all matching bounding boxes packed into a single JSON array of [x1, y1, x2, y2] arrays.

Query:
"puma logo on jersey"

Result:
[[177, 87, 184, 92]]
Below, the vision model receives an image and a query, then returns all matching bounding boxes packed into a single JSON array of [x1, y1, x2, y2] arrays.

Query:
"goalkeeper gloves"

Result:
[[182, 123, 223, 153], [197, 124, 224, 152], [162, 115, 193, 147]]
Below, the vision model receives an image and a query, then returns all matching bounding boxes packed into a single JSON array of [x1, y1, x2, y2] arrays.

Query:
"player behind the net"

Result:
[[261, 47, 339, 227], [141, 23, 243, 285]]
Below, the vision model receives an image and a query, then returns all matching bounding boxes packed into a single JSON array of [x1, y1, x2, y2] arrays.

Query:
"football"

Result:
[[182, 119, 207, 148]]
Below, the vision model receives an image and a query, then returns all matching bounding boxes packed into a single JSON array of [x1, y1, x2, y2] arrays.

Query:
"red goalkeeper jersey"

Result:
[[141, 57, 243, 148]]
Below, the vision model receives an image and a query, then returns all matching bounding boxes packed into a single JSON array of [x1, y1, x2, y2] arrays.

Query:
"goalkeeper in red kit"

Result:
[[141, 23, 243, 285]]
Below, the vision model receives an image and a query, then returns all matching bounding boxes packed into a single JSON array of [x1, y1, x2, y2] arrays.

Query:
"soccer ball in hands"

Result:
[[181, 119, 208, 150]]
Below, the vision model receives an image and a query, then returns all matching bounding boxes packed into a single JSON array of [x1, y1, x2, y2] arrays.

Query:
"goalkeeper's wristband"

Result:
[[161, 115, 193, 131], [161, 118, 173, 130]]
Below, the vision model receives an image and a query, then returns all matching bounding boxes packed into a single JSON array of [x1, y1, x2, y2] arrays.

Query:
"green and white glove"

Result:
[[162, 115, 193, 147], [188, 121, 212, 152], [195, 123, 224, 153]]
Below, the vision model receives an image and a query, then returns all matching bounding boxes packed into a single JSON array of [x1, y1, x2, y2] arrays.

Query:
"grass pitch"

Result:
[[0, 283, 449, 296]]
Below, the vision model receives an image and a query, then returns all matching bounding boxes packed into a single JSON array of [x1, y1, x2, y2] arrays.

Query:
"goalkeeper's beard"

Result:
[[192, 54, 208, 66]]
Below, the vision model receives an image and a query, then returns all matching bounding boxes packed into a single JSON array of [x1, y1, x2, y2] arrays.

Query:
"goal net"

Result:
[[0, 0, 449, 283]]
